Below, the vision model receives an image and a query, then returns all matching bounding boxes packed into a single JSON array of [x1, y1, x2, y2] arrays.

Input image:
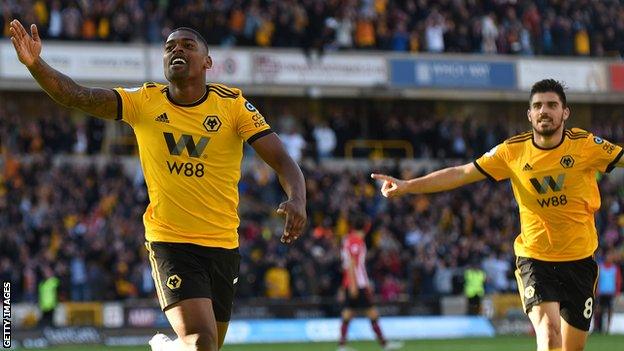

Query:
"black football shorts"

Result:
[[345, 288, 374, 309], [145, 241, 240, 322], [514, 256, 598, 331]]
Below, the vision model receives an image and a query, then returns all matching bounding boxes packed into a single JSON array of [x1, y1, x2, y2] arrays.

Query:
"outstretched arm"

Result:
[[251, 133, 307, 244], [10, 20, 118, 120], [371, 162, 486, 198]]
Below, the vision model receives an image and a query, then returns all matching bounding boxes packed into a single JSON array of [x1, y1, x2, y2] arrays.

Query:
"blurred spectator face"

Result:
[[163, 30, 212, 82], [527, 92, 569, 137]]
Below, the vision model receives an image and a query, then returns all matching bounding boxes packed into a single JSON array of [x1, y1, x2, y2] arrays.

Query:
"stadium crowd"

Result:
[[2, 106, 624, 306], [1, 0, 623, 57]]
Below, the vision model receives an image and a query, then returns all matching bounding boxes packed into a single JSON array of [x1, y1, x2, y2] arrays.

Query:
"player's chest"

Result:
[[139, 104, 238, 151], [513, 148, 587, 197]]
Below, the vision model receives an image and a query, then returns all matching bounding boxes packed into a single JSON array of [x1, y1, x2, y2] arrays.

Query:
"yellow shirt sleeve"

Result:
[[233, 95, 272, 143], [112, 85, 148, 127], [584, 134, 624, 173], [474, 143, 511, 181]]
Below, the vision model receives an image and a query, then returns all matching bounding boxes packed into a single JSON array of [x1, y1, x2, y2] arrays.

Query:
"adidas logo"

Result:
[[155, 113, 169, 123], [522, 163, 533, 171]]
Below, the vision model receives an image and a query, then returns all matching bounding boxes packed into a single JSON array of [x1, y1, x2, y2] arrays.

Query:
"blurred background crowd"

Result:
[[2, 100, 624, 306], [1, 0, 623, 57]]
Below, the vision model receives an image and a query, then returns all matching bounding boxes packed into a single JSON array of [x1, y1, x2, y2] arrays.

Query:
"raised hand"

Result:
[[9, 20, 42, 67], [370, 173, 407, 198], [276, 198, 306, 244]]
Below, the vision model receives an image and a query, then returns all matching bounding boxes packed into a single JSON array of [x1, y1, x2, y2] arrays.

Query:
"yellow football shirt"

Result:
[[112, 82, 272, 248], [474, 128, 623, 261]]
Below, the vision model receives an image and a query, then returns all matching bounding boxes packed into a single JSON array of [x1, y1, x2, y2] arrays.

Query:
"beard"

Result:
[[532, 114, 563, 137]]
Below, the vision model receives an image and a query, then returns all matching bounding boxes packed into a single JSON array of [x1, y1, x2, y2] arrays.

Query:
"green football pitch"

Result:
[[35, 335, 624, 351]]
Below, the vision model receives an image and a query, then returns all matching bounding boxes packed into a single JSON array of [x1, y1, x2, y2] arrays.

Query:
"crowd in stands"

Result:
[[2, 152, 623, 304], [5, 98, 623, 162], [0, 103, 106, 155], [2, 105, 624, 307], [2, 0, 623, 57]]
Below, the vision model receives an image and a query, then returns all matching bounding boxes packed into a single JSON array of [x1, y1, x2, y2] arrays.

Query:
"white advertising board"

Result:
[[517, 59, 608, 92], [1, 42, 145, 81], [252, 52, 387, 86]]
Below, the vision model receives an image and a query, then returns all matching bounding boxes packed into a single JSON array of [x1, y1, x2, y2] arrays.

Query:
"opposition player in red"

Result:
[[337, 216, 403, 351]]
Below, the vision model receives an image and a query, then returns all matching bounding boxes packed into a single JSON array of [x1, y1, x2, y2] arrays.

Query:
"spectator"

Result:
[[425, 8, 445, 53], [334, 9, 355, 50], [433, 260, 454, 296], [355, 13, 376, 49], [482, 252, 510, 293], [481, 13, 498, 54], [264, 259, 291, 299], [594, 249, 622, 334], [464, 260, 486, 315], [38, 266, 60, 327], [313, 120, 337, 159], [280, 125, 306, 164], [70, 248, 89, 301]]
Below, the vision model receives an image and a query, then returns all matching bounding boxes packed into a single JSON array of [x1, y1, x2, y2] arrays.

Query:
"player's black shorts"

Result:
[[514, 256, 598, 331], [345, 288, 374, 309], [145, 241, 240, 322]]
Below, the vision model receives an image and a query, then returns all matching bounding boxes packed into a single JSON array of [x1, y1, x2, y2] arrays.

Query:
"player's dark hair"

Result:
[[170, 27, 209, 53], [529, 79, 567, 107]]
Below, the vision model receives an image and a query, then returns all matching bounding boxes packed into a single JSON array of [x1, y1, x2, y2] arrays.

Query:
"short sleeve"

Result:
[[233, 95, 272, 143], [474, 143, 512, 181], [112, 85, 146, 126], [584, 134, 624, 173]]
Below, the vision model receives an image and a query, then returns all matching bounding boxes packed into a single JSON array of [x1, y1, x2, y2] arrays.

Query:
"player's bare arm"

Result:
[[251, 133, 307, 244], [9, 20, 118, 120], [371, 162, 486, 198]]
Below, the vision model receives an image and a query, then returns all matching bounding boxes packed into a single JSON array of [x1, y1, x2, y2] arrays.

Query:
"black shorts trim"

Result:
[[514, 256, 598, 331], [145, 241, 241, 322], [146, 242, 167, 308]]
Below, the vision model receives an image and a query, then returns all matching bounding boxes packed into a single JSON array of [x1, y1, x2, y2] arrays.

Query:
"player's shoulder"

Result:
[[117, 82, 165, 93], [144, 81, 166, 89], [207, 83, 242, 100], [563, 128, 594, 150], [117, 82, 166, 106], [564, 128, 591, 140], [504, 130, 533, 145], [130, 82, 167, 96]]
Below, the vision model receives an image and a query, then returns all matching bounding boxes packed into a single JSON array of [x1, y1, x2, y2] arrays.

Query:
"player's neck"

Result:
[[533, 127, 564, 149], [168, 83, 207, 105]]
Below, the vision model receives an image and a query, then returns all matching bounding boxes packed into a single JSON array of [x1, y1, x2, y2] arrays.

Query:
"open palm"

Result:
[[9, 20, 42, 67]]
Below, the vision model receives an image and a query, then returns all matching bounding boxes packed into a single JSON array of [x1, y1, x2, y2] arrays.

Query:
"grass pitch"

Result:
[[34, 334, 624, 351]]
